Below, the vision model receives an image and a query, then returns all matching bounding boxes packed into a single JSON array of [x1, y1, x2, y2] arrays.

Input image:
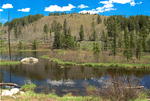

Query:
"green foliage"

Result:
[[92, 42, 100, 54], [146, 34, 150, 52], [100, 31, 108, 51], [43, 24, 49, 34], [105, 15, 150, 59], [21, 83, 37, 91], [49, 12, 67, 16], [52, 20, 63, 49], [42, 56, 150, 69], [5, 14, 43, 30], [0, 61, 20, 66], [63, 19, 68, 35], [43, 24, 49, 42], [18, 41, 24, 50], [52, 20, 77, 49], [32, 40, 38, 50], [90, 19, 97, 41], [79, 24, 84, 41], [123, 27, 132, 60], [97, 15, 102, 24]]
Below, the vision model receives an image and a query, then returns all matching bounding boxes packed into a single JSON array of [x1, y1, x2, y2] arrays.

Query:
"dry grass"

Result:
[[1, 14, 107, 44]]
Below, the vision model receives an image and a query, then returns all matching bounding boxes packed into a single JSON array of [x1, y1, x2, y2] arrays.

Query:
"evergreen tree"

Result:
[[43, 24, 49, 34], [93, 42, 100, 62], [79, 24, 84, 41], [43, 24, 49, 42], [90, 19, 97, 41], [97, 15, 102, 24], [32, 40, 38, 50], [100, 31, 108, 51], [135, 31, 142, 60], [63, 19, 67, 35], [52, 21, 62, 49], [123, 27, 132, 60]]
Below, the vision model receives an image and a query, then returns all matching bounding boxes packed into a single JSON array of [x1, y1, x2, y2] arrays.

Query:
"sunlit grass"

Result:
[[18, 49, 50, 52], [40, 55, 150, 69], [1, 84, 147, 101], [0, 61, 20, 66]]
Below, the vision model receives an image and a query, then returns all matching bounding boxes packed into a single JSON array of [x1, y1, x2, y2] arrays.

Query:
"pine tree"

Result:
[[79, 24, 84, 41], [135, 31, 142, 60], [97, 15, 102, 24], [52, 21, 62, 49], [32, 40, 38, 50], [63, 19, 67, 35], [123, 27, 131, 60], [90, 19, 97, 41], [43, 24, 49, 42], [93, 42, 100, 62]]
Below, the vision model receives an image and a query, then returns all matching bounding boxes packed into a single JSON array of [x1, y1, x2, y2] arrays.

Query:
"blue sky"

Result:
[[0, 0, 149, 23]]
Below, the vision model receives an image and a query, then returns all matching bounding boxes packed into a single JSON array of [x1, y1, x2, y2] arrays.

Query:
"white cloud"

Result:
[[78, 4, 88, 9], [110, 0, 132, 4], [0, 9, 3, 12], [45, 4, 75, 12], [18, 8, 30, 12], [80, 9, 99, 14], [80, 0, 115, 14], [100, 0, 142, 6], [80, 0, 142, 14], [2, 3, 13, 9]]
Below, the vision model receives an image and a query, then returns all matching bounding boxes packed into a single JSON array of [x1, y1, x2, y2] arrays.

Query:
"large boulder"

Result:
[[21, 57, 38, 64], [1, 88, 20, 96]]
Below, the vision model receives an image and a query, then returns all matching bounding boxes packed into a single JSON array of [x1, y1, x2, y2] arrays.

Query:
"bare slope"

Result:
[[2, 14, 108, 43]]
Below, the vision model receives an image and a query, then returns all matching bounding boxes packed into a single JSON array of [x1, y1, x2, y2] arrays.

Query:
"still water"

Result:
[[0, 51, 150, 96]]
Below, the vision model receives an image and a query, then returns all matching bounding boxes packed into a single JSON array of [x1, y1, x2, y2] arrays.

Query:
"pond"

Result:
[[1, 51, 150, 96]]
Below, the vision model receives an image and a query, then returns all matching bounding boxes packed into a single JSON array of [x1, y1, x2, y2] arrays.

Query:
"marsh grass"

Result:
[[18, 49, 50, 52], [0, 61, 20, 66], [1, 84, 102, 101], [21, 83, 36, 91], [1, 83, 147, 101], [18, 91, 102, 101], [41, 55, 150, 69]]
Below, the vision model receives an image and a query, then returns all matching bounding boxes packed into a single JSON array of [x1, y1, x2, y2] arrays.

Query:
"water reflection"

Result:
[[1, 52, 150, 95]]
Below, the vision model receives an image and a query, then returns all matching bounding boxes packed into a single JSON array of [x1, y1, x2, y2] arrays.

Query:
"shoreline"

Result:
[[41, 55, 150, 69], [0, 61, 20, 66]]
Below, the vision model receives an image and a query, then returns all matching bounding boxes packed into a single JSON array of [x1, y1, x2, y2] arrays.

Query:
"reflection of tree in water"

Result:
[[106, 68, 150, 78], [98, 75, 141, 101], [0, 71, 3, 83], [32, 51, 37, 58], [63, 67, 71, 80]]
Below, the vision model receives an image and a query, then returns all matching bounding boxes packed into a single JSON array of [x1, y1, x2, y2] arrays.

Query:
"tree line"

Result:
[[2, 14, 150, 60], [103, 15, 150, 60]]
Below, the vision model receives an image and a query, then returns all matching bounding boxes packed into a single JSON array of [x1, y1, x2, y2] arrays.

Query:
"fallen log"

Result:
[[0, 83, 20, 88]]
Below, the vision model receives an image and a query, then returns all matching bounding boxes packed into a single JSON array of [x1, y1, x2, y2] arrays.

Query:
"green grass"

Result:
[[1, 84, 102, 101], [142, 55, 150, 59], [0, 61, 20, 66], [130, 92, 148, 101], [21, 83, 37, 91], [40, 55, 50, 59], [78, 41, 102, 51], [1, 84, 148, 101], [20, 91, 102, 101], [41, 55, 150, 69], [18, 49, 50, 52]]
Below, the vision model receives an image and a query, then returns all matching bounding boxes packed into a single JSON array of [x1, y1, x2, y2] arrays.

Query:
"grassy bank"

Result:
[[18, 49, 50, 52], [1, 90, 147, 101], [1, 83, 148, 101], [0, 61, 20, 66], [41, 55, 150, 69]]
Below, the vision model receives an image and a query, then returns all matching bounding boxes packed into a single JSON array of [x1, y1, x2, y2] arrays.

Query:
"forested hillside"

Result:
[[0, 13, 150, 60]]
